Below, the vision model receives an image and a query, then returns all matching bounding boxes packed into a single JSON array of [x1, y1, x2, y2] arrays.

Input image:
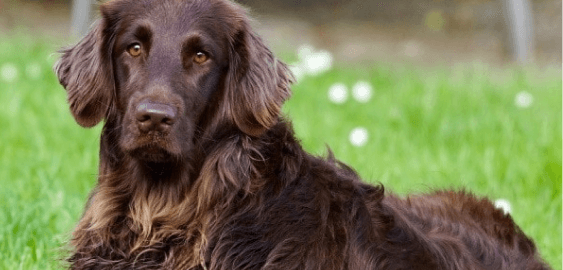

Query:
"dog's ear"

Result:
[[224, 18, 294, 137], [54, 14, 116, 128]]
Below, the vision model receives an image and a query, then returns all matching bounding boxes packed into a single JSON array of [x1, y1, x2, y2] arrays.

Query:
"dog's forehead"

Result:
[[102, 0, 245, 49], [135, 0, 237, 34]]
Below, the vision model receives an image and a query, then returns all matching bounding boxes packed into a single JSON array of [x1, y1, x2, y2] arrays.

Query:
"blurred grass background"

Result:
[[0, 0, 561, 269], [0, 35, 560, 269]]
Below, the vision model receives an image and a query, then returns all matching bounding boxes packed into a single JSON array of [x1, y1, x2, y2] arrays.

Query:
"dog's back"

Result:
[[380, 191, 549, 269]]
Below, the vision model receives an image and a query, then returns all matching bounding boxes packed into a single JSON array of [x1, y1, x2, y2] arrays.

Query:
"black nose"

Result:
[[135, 101, 176, 132]]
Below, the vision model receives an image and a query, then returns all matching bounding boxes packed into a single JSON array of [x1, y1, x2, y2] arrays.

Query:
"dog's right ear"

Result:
[[54, 18, 115, 128]]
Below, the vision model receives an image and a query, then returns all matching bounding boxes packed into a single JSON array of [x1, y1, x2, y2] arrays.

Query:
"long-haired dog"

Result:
[[55, 0, 550, 269]]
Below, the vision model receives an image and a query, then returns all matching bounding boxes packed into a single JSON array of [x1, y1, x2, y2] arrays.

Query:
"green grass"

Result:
[[0, 36, 561, 269]]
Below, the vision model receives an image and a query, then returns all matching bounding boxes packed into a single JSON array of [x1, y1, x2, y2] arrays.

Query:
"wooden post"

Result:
[[70, 0, 92, 37], [502, 0, 535, 63]]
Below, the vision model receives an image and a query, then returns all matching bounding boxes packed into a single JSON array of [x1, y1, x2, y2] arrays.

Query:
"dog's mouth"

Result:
[[130, 144, 177, 163]]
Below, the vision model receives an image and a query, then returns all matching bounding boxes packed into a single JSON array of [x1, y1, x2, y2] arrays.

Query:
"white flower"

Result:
[[328, 83, 348, 104], [352, 81, 373, 103], [1, 63, 18, 82], [292, 44, 334, 79], [515, 91, 533, 108], [494, 199, 512, 214], [349, 127, 368, 147], [302, 50, 333, 76]]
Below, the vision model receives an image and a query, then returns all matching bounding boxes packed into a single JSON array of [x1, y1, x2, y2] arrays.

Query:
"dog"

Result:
[[55, 0, 550, 269]]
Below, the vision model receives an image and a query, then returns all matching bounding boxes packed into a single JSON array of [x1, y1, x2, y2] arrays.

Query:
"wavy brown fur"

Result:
[[54, 0, 550, 269]]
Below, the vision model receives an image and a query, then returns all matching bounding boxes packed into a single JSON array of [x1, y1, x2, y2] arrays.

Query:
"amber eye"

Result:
[[128, 43, 142, 57], [194, 52, 208, 64]]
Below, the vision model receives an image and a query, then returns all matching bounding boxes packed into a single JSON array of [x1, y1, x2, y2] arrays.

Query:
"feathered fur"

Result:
[[54, 0, 550, 269]]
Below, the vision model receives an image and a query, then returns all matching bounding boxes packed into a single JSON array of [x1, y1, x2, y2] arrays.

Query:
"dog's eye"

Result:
[[193, 52, 208, 64], [128, 43, 142, 57]]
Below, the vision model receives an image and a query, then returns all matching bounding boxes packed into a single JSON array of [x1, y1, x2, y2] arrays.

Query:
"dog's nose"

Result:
[[135, 101, 176, 132]]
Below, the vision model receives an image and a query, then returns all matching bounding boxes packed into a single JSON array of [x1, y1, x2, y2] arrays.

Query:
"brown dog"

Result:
[[55, 0, 550, 269]]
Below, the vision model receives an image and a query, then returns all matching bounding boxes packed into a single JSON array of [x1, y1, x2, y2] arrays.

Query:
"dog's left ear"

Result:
[[224, 19, 294, 137]]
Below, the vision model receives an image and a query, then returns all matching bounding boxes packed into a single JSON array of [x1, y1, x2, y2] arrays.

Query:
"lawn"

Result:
[[0, 36, 561, 269]]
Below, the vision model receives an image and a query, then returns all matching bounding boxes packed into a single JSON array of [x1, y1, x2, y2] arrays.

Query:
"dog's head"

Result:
[[55, 0, 293, 164]]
